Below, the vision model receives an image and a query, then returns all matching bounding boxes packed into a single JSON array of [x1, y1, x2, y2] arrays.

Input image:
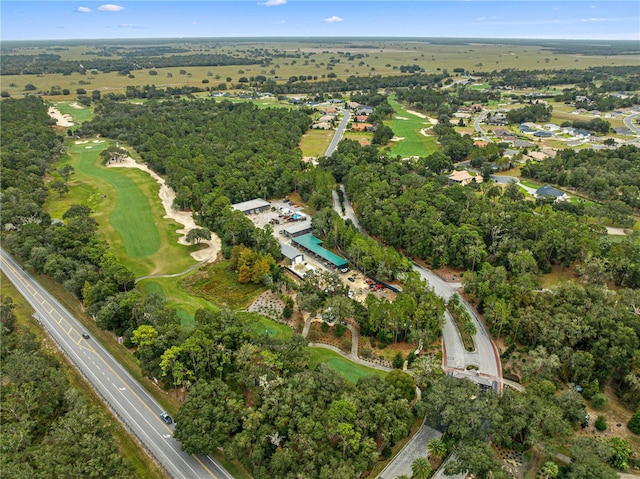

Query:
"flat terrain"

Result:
[[384, 97, 439, 157], [308, 347, 387, 383], [3, 39, 640, 99]]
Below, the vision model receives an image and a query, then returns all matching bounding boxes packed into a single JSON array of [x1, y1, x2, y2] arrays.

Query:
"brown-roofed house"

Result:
[[473, 141, 489, 148], [448, 170, 482, 186], [351, 123, 374, 132]]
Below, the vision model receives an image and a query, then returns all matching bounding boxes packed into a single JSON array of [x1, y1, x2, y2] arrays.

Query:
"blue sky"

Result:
[[2, 1, 639, 41]]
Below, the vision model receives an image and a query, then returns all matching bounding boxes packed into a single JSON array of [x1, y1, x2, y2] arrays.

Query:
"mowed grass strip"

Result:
[[383, 98, 439, 158], [308, 347, 387, 384], [72, 142, 161, 258], [53, 101, 94, 124]]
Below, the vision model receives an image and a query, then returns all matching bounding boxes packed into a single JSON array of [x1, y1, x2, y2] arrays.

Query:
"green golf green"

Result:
[[308, 347, 387, 384], [72, 143, 160, 258], [383, 98, 439, 158]]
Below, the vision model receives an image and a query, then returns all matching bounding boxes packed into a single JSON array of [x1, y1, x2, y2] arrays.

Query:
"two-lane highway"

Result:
[[1, 248, 233, 479]]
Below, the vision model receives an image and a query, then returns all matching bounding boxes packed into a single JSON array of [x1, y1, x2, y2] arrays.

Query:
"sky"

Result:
[[1, 1, 639, 41]]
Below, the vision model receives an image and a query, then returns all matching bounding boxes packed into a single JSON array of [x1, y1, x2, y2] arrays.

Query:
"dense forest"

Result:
[[0, 297, 134, 478], [78, 99, 312, 207]]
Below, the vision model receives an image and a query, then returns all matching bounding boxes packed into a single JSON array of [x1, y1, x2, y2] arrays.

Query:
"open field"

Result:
[[308, 347, 387, 384], [3, 39, 640, 99], [383, 97, 439, 157], [53, 100, 94, 124], [299, 128, 334, 157], [0, 272, 167, 479], [241, 312, 293, 341]]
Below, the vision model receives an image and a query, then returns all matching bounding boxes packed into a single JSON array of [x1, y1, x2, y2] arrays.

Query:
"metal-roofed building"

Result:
[[232, 199, 271, 215], [281, 220, 313, 238], [281, 243, 304, 265], [292, 234, 349, 271]]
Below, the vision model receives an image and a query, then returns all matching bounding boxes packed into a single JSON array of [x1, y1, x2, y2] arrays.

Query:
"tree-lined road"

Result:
[[325, 108, 351, 157], [0, 248, 233, 479]]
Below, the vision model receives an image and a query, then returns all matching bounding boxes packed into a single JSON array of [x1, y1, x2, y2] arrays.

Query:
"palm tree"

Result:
[[411, 456, 431, 479], [541, 461, 559, 479], [463, 320, 477, 337], [427, 437, 447, 460]]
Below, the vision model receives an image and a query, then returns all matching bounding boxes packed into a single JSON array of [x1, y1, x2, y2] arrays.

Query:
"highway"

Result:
[[0, 248, 234, 479]]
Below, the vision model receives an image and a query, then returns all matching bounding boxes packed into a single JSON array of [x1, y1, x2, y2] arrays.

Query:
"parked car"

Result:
[[347, 277, 355, 282], [160, 412, 173, 425], [82, 333, 90, 339]]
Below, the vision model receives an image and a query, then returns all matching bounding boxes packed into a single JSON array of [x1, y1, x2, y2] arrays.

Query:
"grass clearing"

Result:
[[299, 129, 334, 157], [383, 97, 439, 158], [53, 100, 94, 124], [539, 267, 577, 288], [138, 277, 218, 326], [240, 312, 293, 341], [308, 347, 387, 384], [0, 272, 167, 479], [183, 260, 267, 310]]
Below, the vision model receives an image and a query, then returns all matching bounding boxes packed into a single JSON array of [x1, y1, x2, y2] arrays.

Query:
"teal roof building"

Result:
[[292, 234, 348, 270]]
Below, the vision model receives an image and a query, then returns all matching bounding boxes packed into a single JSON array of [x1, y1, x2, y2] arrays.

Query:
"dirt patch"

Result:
[[107, 155, 221, 263], [431, 266, 465, 283]]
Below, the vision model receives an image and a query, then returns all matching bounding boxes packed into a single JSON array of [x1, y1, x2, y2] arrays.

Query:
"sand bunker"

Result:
[[405, 109, 427, 119], [69, 102, 84, 109], [420, 128, 433, 137], [75, 140, 89, 144], [390, 137, 405, 142], [47, 106, 74, 127], [107, 156, 221, 263], [85, 146, 93, 149], [395, 116, 409, 120], [92, 140, 104, 144]]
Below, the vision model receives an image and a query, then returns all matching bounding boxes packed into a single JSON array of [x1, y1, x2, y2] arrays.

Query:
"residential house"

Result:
[[448, 170, 482, 186], [351, 123, 375, 132], [513, 139, 535, 148], [535, 184, 568, 201], [354, 115, 370, 123], [534, 131, 554, 138]]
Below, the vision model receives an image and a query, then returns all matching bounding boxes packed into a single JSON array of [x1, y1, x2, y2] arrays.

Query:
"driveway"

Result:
[[623, 112, 640, 136], [377, 424, 442, 479], [492, 175, 537, 195]]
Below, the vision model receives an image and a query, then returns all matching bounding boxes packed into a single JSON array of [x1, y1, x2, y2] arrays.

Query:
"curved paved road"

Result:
[[473, 109, 492, 143], [624, 112, 640, 136], [1, 248, 233, 479]]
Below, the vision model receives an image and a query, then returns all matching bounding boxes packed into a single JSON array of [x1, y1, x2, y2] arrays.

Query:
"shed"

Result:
[[281, 243, 304, 265], [281, 220, 313, 238], [232, 199, 270, 215]]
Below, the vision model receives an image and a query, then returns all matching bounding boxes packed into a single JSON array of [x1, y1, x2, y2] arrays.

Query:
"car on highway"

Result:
[[82, 333, 90, 339], [160, 412, 173, 425]]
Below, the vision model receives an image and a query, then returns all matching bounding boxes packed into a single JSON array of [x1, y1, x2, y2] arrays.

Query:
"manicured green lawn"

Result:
[[46, 139, 198, 278], [138, 277, 218, 326], [240, 312, 292, 341], [53, 101, 94, 124], [383, 98, 439, 158], [71, 142, 161, 258], [308, 347, 387, 384]]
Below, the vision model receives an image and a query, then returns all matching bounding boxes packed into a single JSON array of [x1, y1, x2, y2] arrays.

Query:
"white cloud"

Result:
[[76, 6, 91, 13], [260, 0, 286, 6], [580, 17, 606, 22], [118, 23, 143, 29], [98, 4, 125, 12], [323, 15, 343, 23]]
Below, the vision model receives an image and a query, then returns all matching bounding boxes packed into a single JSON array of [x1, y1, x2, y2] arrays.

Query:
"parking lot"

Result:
[[243, 200, 396, 302]]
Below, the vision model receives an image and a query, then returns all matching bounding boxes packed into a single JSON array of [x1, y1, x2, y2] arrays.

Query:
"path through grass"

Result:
[[308, 347, 387, 384]]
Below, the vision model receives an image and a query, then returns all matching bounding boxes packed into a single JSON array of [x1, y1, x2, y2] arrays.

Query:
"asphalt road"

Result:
[[411, 262, 502, 388], [0, 248, 233, 479], [492, 175, 537, 195], [325, 109, 351, 157], [473, 109, 492, 143], [624, 112, 640, 136]]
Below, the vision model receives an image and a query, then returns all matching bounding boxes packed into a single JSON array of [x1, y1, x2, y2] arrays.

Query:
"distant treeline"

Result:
[[487, 66, 640, 89], [0, 53, 261, 75]]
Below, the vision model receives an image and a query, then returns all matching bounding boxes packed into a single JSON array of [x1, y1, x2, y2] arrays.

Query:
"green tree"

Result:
[[411, 456, 431, 479], [427, 437, 447, 460], [385, 370, 416, 402], [541, 461, 559, 479], [185, 227, 212, 245]]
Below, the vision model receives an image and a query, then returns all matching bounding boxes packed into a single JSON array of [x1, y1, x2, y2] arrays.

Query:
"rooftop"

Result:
[[232, 198, 270, 212], [293, 234, 348, 269]]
